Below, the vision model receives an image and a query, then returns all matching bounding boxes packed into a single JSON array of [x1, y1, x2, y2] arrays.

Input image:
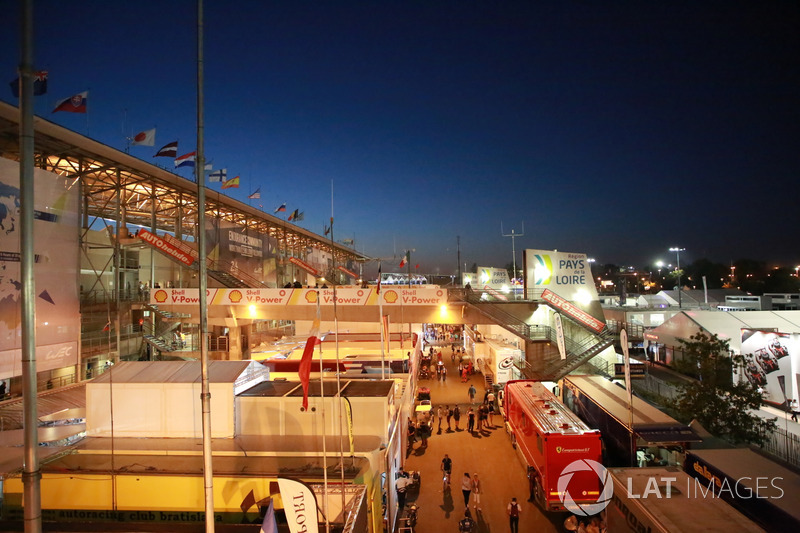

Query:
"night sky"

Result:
[[3, 1, 798, 276]]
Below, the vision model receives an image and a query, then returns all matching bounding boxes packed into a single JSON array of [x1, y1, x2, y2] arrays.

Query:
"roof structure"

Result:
[[653, 310, 800, 353]]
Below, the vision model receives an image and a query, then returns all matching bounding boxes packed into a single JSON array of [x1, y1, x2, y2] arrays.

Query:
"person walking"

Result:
[[460, 472, 472, 507], [407, 418, 416, 451], [453, 404, 461, 430], [467, 407, 475, 433], [446, 405, 453, 430], [471, 473, 482, 510], [791, 399, 799, 423], [468, 384, 477, 404], [507, 497, 521, 533], [458, 509, 476, 532], [441, 454, 453, 489], [396, 472, 411, 511], [488, 400, 496, 427], [436, 405, 443, 432], [418, 419, 429, 448]]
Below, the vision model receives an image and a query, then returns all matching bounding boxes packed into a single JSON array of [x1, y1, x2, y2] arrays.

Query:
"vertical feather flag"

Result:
[[377, 263, 381, 294], [298, 293, 321, 410], [259, 499, 278, 533]]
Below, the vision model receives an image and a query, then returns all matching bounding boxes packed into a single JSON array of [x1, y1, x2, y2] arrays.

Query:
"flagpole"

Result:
[[315, 292, 331, 533], [195, 1, 216, 531], [378, 260, 385, 380], [329, 179, 348, 521], [19, 0, 43, 529]]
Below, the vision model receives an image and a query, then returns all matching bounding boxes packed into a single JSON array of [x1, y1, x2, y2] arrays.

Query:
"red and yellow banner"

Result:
[[289, 256, 318, 276], [137, 228, 195, 267], [150, 287, 447, 306]]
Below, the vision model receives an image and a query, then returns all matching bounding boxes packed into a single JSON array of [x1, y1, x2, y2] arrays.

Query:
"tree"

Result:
[[669, 331, 776, 446]]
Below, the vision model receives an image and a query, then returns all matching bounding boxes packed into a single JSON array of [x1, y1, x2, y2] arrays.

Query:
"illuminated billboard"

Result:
[[739, 329, 799, 406]]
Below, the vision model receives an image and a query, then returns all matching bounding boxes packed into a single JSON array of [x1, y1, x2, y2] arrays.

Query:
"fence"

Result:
[[759, 426, 800, 469]]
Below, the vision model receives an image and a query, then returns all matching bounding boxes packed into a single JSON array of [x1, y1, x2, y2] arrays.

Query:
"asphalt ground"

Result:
[[400, 345, 566, 533]]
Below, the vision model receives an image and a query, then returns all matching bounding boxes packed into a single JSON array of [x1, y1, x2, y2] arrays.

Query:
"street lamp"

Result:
[[669, 247, 685, 308]]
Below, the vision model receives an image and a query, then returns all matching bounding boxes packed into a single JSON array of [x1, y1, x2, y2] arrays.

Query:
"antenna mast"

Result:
[[502, 221, 524, 294]]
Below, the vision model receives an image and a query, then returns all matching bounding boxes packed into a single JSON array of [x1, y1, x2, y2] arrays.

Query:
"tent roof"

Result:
[[680, 310, 800, 351], [90, 360, 261, 384]]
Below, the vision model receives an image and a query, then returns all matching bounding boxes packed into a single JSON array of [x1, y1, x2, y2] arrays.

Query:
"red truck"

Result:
[[504, 380, 604, 512]]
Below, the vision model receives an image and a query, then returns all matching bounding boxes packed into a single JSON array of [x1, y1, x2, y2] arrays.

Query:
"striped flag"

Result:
[[222, 176, 240, 189], [248, 188, 261, 199]]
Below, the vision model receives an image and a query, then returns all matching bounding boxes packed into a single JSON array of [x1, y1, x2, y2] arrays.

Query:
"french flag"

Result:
[[174, 152, 196, 168], [52, 91, 88, 113]]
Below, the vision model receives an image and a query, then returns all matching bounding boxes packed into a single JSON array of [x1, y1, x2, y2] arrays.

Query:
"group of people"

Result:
[[564, 513, 606, 533]]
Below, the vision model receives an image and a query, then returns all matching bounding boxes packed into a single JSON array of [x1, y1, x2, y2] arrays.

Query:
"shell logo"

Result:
[[384, 290, 398, 303], [305, 291, 318, 303], [229, 290, 243, 303], [154, 290, 168, 303]]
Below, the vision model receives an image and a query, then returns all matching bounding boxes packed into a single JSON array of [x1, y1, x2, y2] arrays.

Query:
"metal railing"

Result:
[[759, 426, 800, 468]]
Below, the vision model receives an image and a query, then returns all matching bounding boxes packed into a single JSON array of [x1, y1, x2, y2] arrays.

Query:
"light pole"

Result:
[[502, 221, 524, 299], [669, 247, 685, 308]]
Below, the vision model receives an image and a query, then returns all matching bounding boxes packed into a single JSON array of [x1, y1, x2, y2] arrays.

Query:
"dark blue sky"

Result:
[[3, 1, 798, 275]]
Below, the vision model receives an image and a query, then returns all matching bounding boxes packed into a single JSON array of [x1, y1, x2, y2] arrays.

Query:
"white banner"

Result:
[[278, 477, 319, 533], [555, 314, 566, 360]]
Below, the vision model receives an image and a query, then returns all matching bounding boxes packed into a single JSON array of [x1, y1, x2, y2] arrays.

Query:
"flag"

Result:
[[208, 168, 226, 182], [341, 238, 354, 245], [288, 209, 299, 222], [324, 225, 330, 236], [399, 252, 408, 268], [154, 141, 178, 158], [52, 91, 88, 113], [131, 128, 156, 146], [274, 203, 286, 214], [102, 321, 111, 332], [175, 152, 196, 168], [222, 176, 240, 189], [295, 211, 304, 222], [377, 263, 382, 294], [9, 70, 48, 97], [277, 478, 320, 533], [299, 296, 321, 410], [248, 188, 261, 199], [259, 499, 278, 533]]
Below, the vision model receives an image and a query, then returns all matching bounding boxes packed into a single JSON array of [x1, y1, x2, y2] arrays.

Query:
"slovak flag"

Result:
[[175, 152, 196, 168], [52, 91, 88, 113], [131, 128, 156, 146]]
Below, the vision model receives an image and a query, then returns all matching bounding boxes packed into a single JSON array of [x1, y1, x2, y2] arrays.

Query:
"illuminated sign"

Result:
[[137, 228, 195, 267], [541, 289, 605, 333]]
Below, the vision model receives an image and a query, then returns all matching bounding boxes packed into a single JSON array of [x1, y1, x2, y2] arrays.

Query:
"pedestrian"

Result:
[[467, 407, 475, 433], [447, 405, 454, 430], [436, 405, 443, 432], [472, 473, 482, 510], [487, 389, 496, 406], [452, 349, 456, 364], [507, 497, 521, 533], [462, 366, 469, 383], [453, 404, 461, 430], [483, 388, 490, 404], [407, 418, 416, 451], [441, 454, 453, 489], [396, 472, 411, 510], [418, 419, 429, 448], [468, 384, 477, 404], [441, 364, 447, 381], [478, 404, 487, 430], [488, 401, 495, 427], [459, 509, 476, 532], [461, 472, 472, 507], [791, 399, 799, 422]]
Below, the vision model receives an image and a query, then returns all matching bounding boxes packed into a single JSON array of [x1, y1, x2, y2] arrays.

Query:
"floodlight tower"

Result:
[[502, 221, 524, 298], [669, 247, 686, 308]]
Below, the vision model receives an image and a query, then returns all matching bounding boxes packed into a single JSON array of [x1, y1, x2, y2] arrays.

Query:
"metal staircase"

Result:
[[451, 290, 613, 382], [140, 232, 268, 288]]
